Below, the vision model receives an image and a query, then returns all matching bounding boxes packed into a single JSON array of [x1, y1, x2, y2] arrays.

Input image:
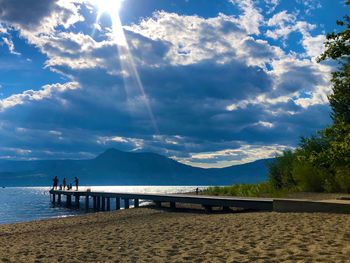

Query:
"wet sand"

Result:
[[0, 207, 349, 262]]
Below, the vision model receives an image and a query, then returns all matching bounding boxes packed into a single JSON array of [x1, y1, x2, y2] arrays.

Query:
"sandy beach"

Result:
[[0, 206, 349, 263]]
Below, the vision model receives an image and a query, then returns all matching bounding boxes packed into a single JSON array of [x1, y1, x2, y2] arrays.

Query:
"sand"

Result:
[[0, 207, 349, 263]]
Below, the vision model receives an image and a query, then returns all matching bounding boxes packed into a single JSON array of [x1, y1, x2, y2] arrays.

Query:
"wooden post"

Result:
[[57, 194, 61, 205], [85, 195, 89, 212], [52, 194, 56, 204], [106, 197, 111, 211], [124, 198, 130, 209], [134, 199, 139, 208], [155, 201, 162, 208], [75, 195, 80, 209], [96, 196, 100, 211], [116, 197, 121, 210], [170, 202, 176, 209], [203, 205, 212, 213], [101, 197, 106, 211], [66, 195, 72, 208], [93, 196, 97, 210]]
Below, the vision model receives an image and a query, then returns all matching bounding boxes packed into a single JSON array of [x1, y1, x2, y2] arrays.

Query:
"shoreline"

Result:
[[0, 206, 349, 262]]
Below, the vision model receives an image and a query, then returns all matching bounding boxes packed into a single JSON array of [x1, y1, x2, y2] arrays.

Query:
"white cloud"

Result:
[[263, 0, 280, 13], [266, 11, 322, 59], [0, 82, 80, 111], [49, 130, 62, 136], [301, 34, 325, 59], [257, 121, 274, 128], [297, 0, 322, 15], [97, 135, 144, 150], [0, 23, 7, 34], [127, 11, 247, 65], [0, 147, 32, 155], [229, 0, 264, 35], [178, 144, 290, 168], [1, 36, 21, 55], [266, 11, 296, 40], [127, 11, 286, 69], [266, 11, 310, 42]]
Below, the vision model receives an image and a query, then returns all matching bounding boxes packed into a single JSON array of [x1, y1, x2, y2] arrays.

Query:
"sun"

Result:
[[90, 0, 123, 17]]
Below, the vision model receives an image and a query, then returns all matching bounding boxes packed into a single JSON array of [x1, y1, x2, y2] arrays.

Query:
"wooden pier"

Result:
[[49, 189, 274, 212], [49, 189, 350, 214]]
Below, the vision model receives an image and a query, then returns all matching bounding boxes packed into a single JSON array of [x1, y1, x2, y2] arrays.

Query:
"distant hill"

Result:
[[0, 148, 271, 186]]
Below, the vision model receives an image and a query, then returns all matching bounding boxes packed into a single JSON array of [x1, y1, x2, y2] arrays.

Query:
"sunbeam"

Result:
[[90, 0, 159, 133]]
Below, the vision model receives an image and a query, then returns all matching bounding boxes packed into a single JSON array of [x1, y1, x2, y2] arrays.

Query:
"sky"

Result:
[[0, 0, 347, 168]]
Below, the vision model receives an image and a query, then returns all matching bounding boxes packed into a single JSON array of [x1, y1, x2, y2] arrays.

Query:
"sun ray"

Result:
[[90, 0, 159, 133]]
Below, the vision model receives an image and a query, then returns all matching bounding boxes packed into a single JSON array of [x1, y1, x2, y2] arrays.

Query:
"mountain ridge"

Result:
[[0, 148, 271, 186]]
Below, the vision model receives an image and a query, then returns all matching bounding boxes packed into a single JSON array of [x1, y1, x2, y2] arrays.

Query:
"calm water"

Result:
[[0, 186, 206, 225]]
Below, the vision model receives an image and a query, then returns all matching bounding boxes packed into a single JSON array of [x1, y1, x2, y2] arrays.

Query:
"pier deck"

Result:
[[49, 189, 350, 214], [49, 189, 273, 212]]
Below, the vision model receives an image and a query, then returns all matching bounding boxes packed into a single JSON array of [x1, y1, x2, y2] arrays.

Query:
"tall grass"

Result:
[[203, 183, 296, 198]]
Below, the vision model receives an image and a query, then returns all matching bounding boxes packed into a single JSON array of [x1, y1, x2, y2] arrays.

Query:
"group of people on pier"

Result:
[[52, 176, 79, 191]]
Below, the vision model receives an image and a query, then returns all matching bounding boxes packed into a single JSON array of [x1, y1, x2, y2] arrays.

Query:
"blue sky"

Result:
[[0, 0, 347, 167]]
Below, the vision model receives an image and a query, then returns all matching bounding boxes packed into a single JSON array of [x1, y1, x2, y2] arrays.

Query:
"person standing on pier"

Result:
[[74, 176, 79, 191], [52, 176, 59, 190], [63, 178, 67, 190]]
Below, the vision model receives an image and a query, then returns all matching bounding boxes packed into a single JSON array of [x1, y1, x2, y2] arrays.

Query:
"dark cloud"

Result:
[[0, 0, 58, 30], [274, 63, 326, 96]]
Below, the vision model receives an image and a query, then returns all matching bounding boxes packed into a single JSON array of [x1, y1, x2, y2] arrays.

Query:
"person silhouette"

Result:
[[53, 176, 59, 190], [74, 176, 79, 191], [63, 178, 67, 190], [195, 187, 199, 195]]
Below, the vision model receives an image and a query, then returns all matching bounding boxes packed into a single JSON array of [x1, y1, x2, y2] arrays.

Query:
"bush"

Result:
[[292, 162, 328, 192], [268, 150, 296, 189], [335, 167, 350, 193], [203, 183, 291, 198]]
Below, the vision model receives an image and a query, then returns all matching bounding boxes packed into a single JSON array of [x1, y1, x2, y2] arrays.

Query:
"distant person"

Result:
[[63, 178, 67, 190], [59, 184, 62, 190], [52, 176, 58, 190], [74, 176, 79, 191], [195, 188, 199, 195], [69, 183, 72, 190]]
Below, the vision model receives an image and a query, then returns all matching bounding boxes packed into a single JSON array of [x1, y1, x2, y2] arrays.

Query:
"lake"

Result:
[[0, 186, 206, 225]]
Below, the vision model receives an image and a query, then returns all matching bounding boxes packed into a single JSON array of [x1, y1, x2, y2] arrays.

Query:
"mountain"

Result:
[[0, 148, 271, 186]]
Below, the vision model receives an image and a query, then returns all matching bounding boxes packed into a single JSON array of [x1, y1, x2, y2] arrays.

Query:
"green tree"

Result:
[[268, 150, 296, 189], [267, 2, 350, 193], [318, 3, 350, 124]]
